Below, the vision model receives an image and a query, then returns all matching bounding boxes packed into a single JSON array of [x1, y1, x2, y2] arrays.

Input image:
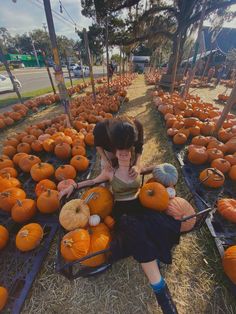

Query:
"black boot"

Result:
[[155, 284, 178, 314]]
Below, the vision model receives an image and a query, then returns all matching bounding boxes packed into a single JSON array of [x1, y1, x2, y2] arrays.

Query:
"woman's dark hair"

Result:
[[108, 116, 138, 149]]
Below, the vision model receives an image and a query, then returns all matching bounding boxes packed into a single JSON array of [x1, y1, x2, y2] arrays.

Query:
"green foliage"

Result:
[[111, 54, 121, 63], [226, 48, 236, 66]]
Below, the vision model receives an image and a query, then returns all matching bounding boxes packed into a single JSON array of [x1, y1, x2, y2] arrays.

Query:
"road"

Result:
[[0, 66, 105, 101]]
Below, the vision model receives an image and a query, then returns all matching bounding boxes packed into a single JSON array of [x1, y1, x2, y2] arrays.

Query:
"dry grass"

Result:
[[2, 75, 236, 314]]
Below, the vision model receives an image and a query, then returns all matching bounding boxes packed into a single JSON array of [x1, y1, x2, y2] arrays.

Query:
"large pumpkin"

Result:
[[81, 223, 111, 267], [16, 223, 43, 252], [59, 199, 90, 230], [11, 199, 37, 223], [199, 168, 225, 188], [166, 197, 196, 232], [0, 286, 8, 311], [37, 189, 59, 214], [152, 163, 178, 186], [82, 187, 113, 219], [0, 188, 26, 212], [60, 229, 90, 262], [217, 199, 236, 223], [222, 245, 236, 284], [0, 225, 9, 250], [139, 182, 169, 211]]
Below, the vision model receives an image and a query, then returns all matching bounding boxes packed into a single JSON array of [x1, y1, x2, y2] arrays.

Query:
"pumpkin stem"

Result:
[[16, 199, 23, 207], [19, 229, 29, 237], [63, 238, 74, 247], [147, 189, 154, 196], [47, 189, 51, 196]]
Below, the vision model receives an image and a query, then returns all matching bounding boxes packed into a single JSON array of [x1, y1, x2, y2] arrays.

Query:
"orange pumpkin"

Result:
[[55, 165, 76, 181], [199, 168, 225, 188], [0, 225, 9, 250], [70, 155, 89, 172], [17, 142, 31, 154], [104, 215, 115, 229], [2, 145, 16, 158], [191, 135, 208, 147], [30, 162, 55, 182], [19, 155, 41, 172], [225, 154, 236, 165], [60, 229, 90, 262], [222, 245, 236, 284], [37, 189, 60, 214], [42, 138, 55, 152], [173, 133, 187, 145], [0, 286, 8, 311], [188, 147, 208, 165], [217, 199, 236, 223], [82, 187, 113, 218], [71, 145, 86, 156], [84, 133, 94, 146], [211, 158, 231, 173], [0, 176, 21, 192], [54, 143, 71, 160], [35, 179, 57, 197], [0, 158, 14, 170], [16, 223, 43, 252], [139, 182, 169, 211], [0, 188, 26, 212], [31, 140, 43, 152], [12, 153, 28, 165], [11, 199, 37, 223], [0, 167, 18, 178], [207, 148, 224, 162], [229, 165, 236, 181]]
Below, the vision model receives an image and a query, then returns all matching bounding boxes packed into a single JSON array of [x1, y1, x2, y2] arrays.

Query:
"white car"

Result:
[[73, 65, 90, 77], [0, 74, 22, 93], [68, 63, 78, 71]]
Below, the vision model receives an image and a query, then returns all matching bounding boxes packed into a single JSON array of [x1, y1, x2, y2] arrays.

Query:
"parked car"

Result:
[[73, 65, 90, 77], [0, 74, 22, 93], [68, 63, 78, 71]]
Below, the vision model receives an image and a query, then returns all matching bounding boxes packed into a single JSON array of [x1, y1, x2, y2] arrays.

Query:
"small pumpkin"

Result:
[[19, 155, 41, 172], [35, 179, 57, 197], [59, 199, 90, 230], [0, 158, 14, 170], [72, 145, 86, 156], [82, 187, 113, 219], [2, 145, 16, 158], [0, 286, 8, 311], [229, 165, 236, 181], [211, 158, 231, 173], [84, 132, 94, 146], [57, 179, 76, 192], [60, 229, 90, 262], [54, 143, 72, 160], [11, 199, 37, 223], [166, 197, 196, 232], [89, 214, 101, 226], [81, 223, 111, 267], [104, 215, 115, 229], [17, 142, 31, 154], [0, 167, 18, 178], [70, 155, 89, 172], [199, 168, 225, 188], [152, 163, 178, 186], [188, 147, 208, 165], [222, 245, 236, 284], [0, 176, 21, 192], [207, 148, 224, 162], [16, 223, 43, 252], [225, 154, 236, 166], [0, 225, 9, 250], [30, 162, 55, 182], [55, 165, 76, 181], [217, 199, 236, 223], [0, 188, 26, 212], [37, 189, 60, 214], [12, 153, 28, 165], [173, 133, 187, 145], [139, 182, 169, 211]]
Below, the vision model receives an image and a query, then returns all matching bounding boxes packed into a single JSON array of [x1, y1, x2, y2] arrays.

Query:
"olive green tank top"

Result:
[[110, 174, 141, 200]]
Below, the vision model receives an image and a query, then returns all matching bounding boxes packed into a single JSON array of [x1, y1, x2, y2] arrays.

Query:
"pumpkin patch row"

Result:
[[0, 82, 90, 132], [152, 89, 236, 286]]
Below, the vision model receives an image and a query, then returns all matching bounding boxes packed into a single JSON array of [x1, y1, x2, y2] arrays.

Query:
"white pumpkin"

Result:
[[166, 187, 176, 199], [89, 214, 101, 226], [153, 163, 178, 187]]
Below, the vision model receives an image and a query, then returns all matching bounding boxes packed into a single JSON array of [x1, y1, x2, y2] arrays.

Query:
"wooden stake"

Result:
[[214, 83, 236, 134], [83, 28, 96, 102], [170, 34, 181, 94], [41, 50, 56, 94], [64, 50, 73, 87], [105, 16, 110, 90]]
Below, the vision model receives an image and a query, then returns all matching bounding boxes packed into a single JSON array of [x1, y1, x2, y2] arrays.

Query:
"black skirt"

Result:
[[110, 198, 181, 264]]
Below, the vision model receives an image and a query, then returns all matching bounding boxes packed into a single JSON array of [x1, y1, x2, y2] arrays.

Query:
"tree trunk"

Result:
[[167, 31, 186, 75]]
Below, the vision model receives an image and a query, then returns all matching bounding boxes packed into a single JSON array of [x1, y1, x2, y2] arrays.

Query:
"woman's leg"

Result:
[[141, 261, 178, 314]]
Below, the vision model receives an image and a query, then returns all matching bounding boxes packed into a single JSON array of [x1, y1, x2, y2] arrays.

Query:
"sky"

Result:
[[1, 1, 236, 40], [0, 0, 92, 40]]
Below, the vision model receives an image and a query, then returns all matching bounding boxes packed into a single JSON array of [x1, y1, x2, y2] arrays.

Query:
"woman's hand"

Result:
[[59, 184, 76, 200], [129, 165, 140, 179]]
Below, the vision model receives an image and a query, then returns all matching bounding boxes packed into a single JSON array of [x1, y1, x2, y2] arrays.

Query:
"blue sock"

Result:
[[151, 277, 166, 293]]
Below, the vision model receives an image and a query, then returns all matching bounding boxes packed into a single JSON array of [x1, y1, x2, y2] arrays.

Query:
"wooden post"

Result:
[[170, 34, 181, 94], [42, 51, 56, 94], [64, 50, 73, 87], [43, 0, 72, 127], [105, 16, 110, 90], [0, 45, 23, 103], [77, 49, 85, 84], [214, 83, 236, 134], [83, 28, 96, 102], [182, 0, 207, 98], [119, 46, 122, 77]]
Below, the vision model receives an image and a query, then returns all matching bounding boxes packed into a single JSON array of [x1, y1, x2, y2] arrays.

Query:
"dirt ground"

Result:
[[1, 76, 236, 314]]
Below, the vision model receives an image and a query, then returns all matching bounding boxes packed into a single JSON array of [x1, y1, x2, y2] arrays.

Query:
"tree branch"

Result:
[[138, 5, 179, 23], [110, 0, 142, 12], [187, 0, 236, 28]]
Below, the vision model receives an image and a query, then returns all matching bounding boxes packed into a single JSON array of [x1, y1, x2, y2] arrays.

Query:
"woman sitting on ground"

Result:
[[60, 127, 180, 314]]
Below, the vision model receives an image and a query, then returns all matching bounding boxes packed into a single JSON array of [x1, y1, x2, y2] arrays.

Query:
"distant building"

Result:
[[4, 54, 44, 67], [131, 55, 150, 73]]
